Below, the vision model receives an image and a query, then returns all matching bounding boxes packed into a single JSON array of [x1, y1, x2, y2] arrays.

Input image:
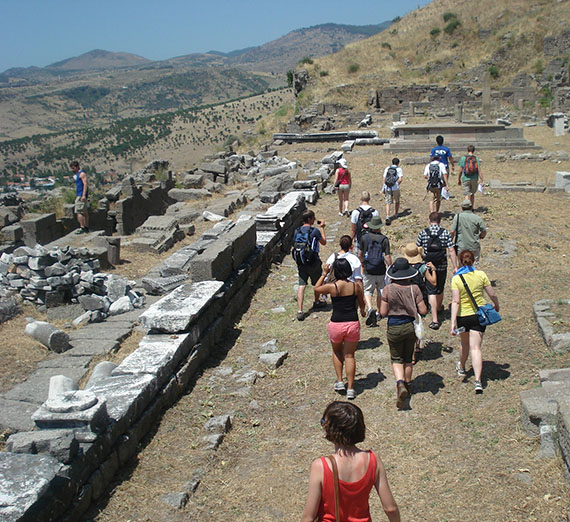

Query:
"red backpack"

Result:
[[464, 155, 479, 176]]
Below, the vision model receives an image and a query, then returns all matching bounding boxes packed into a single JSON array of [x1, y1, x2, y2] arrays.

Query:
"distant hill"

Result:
[[47, 49, 151, 71]]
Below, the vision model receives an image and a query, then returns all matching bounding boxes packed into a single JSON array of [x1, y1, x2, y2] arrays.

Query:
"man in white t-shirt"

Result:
[[382, 158, 403, 225], [350, 191, 380, 252], [423, 155, 448, 213], [324, 235, 363, 285]]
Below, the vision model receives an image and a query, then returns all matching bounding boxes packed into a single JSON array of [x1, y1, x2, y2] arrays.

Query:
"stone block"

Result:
[[65, 338, 120, 357], [1, 224, 23, 243], [223, 220, 257, 270], [259, 351, 288, 368], [6, 429, 79, 464], [200, 162, 227, 175], [202, 433, 224, 450], [520, 387, 560, 436], [32, 395, 109, 433], [168, 188, 212, 202], [341, 140, 355, 151], [139, 281, 224, 333], [0, 453, 64, 521], [190, 241, 233, 282], [141, 274, 187, 295], [0, 398, 37, 432], [204, 414, 232, 433], [184, 174, 204, 188]]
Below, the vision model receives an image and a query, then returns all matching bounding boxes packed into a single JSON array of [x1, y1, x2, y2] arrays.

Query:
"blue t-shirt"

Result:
[[75, 170, 88, 198], [430, 145, 453, 168], [299, 225, 322, 255]]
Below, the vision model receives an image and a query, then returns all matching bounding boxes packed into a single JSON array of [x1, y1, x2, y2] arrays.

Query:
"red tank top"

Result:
[[317, 451, 377, 522], [337, 168, 350, 185]]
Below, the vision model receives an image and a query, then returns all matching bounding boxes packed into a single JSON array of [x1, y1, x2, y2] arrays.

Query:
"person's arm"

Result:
[[415, 287, 428, 316], [449, 153, 455, 171], [479, 229, 487, 240], [350, 218, 357, 239], [484, 285, 499, 312], [450, 287, 460, 335], [424, 262, 437, 286], [477, 159, 483, 183], [374, 453, 400, 522], [384, 254, 393, 267], [450, 217, 457, 241], [332, 168, 340, 188], [79, 171, 88, 200], [397, 170, 403, 186], [379, 291, 389, 318], [356, 283, 366, 317], [301, 459, 324, 522], [441, 164, 449, 188], [318, 222, 326, 246], [448, 246, 458, 273], [314, 274, 335, 296], [458, 162, 463, 186]]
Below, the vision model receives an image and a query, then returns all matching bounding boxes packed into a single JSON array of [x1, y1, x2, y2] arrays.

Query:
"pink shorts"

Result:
[[328, 321, 361, 343]]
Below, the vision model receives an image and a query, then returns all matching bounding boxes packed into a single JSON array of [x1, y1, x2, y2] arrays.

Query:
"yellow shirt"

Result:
[[451, 270, 491, 316]]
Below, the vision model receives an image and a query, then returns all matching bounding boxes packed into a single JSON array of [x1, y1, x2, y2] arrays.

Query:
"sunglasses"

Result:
[[320, 417, 325, 426]]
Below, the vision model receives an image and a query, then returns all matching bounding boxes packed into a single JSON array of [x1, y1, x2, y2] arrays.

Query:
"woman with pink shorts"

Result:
[[315, 258, 366, 399]]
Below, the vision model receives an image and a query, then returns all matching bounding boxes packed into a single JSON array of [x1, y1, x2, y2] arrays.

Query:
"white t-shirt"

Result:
[[423, 161, 447, 183], [325, 251, 362, 282], [382, 165, 403, 192], [350, 204, 379, 225]]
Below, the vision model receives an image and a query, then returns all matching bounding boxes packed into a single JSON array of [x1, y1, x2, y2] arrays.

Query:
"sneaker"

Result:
[[334, 381, 346, 393], [296, 311, 305, 321], [456, 361, 466, 377], [74, 228, 85, 235], [474, 380, 483, 394], [339, 212, 344, 216], [396, 381, 408, 409], [385, 217, 391, 226], [346, 388, 356, 400], [366, 308, 377, 326], [313, 299, 327, 309]]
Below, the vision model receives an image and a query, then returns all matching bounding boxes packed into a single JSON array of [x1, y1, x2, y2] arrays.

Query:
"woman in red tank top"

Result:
[[333, 158, 352, 217], [301, 402, 400, 522]]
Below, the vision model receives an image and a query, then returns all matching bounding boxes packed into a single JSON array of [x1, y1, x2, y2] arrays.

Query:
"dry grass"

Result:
[[85, 124, 570, 521]]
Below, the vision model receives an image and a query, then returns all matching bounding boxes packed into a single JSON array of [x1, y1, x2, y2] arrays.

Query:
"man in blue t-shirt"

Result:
[[430, 135, 454, 174], [295, 209, 327, 321], [70, 160, 89, 234]]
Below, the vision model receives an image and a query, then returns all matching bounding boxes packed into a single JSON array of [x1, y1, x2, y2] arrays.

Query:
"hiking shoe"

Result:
[[366, 308, 377, 326], [456, 361, 466, 377], [385, 217, 391, 226], [346, 388, 356, 400], [474, 380, 483, 394], [313, 299, 327, 309], [74, 228, 85, 235], [296, 311, 305, 321], [339, 212, 344, 216], [396, 381, 408, 409], [334, 381, 346, 393]]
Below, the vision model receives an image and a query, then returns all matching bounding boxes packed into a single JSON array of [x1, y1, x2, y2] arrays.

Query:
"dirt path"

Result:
[[87, 126, 570, 521]]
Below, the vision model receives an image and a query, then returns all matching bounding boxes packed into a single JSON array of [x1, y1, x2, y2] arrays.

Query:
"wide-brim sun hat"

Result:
[[401, 243, 423, 264], [338, 158, 348, 168], [366, 216, 383, 230], [387, 257, 418, 280]]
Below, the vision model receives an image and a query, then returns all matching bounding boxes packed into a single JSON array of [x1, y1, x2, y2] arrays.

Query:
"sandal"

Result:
[[428, 321, 440, 330]]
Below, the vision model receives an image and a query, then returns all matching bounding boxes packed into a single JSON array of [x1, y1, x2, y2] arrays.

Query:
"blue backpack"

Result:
[[292, 226, 317, 265]]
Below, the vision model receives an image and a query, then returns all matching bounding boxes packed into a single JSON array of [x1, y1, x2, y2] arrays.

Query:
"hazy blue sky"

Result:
[[0, 0, 431, 72]]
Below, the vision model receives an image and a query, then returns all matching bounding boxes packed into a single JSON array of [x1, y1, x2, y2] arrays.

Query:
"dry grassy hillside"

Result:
[[298, 0, 570, 109]]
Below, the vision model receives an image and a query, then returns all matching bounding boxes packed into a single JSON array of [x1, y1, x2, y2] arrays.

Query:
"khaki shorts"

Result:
[[429, 187, 441, 203], [74, 196, 88, 214], [384, 189, 400, 205], [338, 184, 350, 192], [363, 273, 386, 296], [462, 178, 478, 196]]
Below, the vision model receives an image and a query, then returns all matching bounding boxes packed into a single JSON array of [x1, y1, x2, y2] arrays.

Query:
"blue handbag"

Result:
[[459, 275, 501, 326]]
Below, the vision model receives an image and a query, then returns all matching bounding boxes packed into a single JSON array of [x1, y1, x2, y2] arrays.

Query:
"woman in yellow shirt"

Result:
[[450, 250, 500, 394]]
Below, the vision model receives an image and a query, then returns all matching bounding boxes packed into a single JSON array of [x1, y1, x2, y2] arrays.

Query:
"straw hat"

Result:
[[401, 243, 423, 264]]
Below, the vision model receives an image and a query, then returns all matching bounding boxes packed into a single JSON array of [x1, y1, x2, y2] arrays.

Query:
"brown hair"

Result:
[[428, 211, 441, 224], [302, 209, 315, 223], [322, 401, 365, 446], [467, 145, 475, 153], [70, 160, 80, 169], [459, 250, 475, 266], [339, 235, 353, 252]]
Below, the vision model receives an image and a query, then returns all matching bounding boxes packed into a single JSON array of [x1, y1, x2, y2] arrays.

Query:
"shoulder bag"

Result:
[[410, 286, 425, 341], [458, 274, 501, 326]]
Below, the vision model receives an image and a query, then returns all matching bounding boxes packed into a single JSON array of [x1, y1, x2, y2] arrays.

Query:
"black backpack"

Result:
[[385, 166, 399, 188], [355, 207, 375, 241], [410, 262, 428, 305], [427, 163, 442, 189], [363, 233, 387, 275], [292, 226, 317, 265], [423, 227, 446, 264]]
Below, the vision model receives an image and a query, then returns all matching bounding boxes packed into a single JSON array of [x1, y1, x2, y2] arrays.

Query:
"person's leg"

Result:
[[343, 189, 350, 213], [469, 330, 484, 381], [338, 190, 343, 214], [385, 202, 391, 220], [331, 341, 345, 382], [459, 331, 470, 369], [435, 293, 444, 317], [435, 191, 441, 212], [343, 340, 358, 390], [393, 190, 400, 216], [77, 212, 86, 229], [429, 294, 439, 324], [404, 363, 413, 383], [392, 362, 404, 381], [297, 284, 306, 313]]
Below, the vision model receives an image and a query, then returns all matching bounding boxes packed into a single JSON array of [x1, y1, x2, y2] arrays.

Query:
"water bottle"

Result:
[[453, 327, 466, 335]]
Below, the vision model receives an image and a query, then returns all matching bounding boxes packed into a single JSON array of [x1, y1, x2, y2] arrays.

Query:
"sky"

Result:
[[0, 0, 431, 73]]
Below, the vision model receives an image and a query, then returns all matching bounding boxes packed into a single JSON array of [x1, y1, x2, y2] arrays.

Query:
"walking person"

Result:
[[382, 158, 403, 225], [450, 199, 487, 265], [293, 210, 327, 321], [450, 250, 500, 394], [301, 401, 400, 522], [70, 160, 89, 234], [457, 145, 484, 208], [416, 212, 458, 330], [400, 243, 437, 363], [324, 235, 362, 285], [333, 158, 351, 216], [379, 258, 428, 409], [423, 155, 448, 214], [315, 258, 366, 400], [350, 191, 380, 250], [358, 216, 392, 327], [430, 134, 455, 173]]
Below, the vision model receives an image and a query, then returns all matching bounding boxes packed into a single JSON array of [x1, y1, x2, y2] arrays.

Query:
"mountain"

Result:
[[47, 49, 151, 71], [294, 0, 570, 110]]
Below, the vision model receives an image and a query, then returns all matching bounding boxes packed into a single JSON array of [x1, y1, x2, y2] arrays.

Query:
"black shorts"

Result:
[[298, 259, 322, 286], [457, 314, 487, 333], [426, 267, 446, 295]]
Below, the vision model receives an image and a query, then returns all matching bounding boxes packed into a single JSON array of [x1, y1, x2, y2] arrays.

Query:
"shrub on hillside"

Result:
[[382, 42, 392, 50], [348, 63, 360, 74], [299, 56, 314, 65], [488, 65, 499, 79], [319, 70, 329, 77], [443, 12, 457, 22], [444, 19, 461, 35], [430, 28, 441, 38]]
